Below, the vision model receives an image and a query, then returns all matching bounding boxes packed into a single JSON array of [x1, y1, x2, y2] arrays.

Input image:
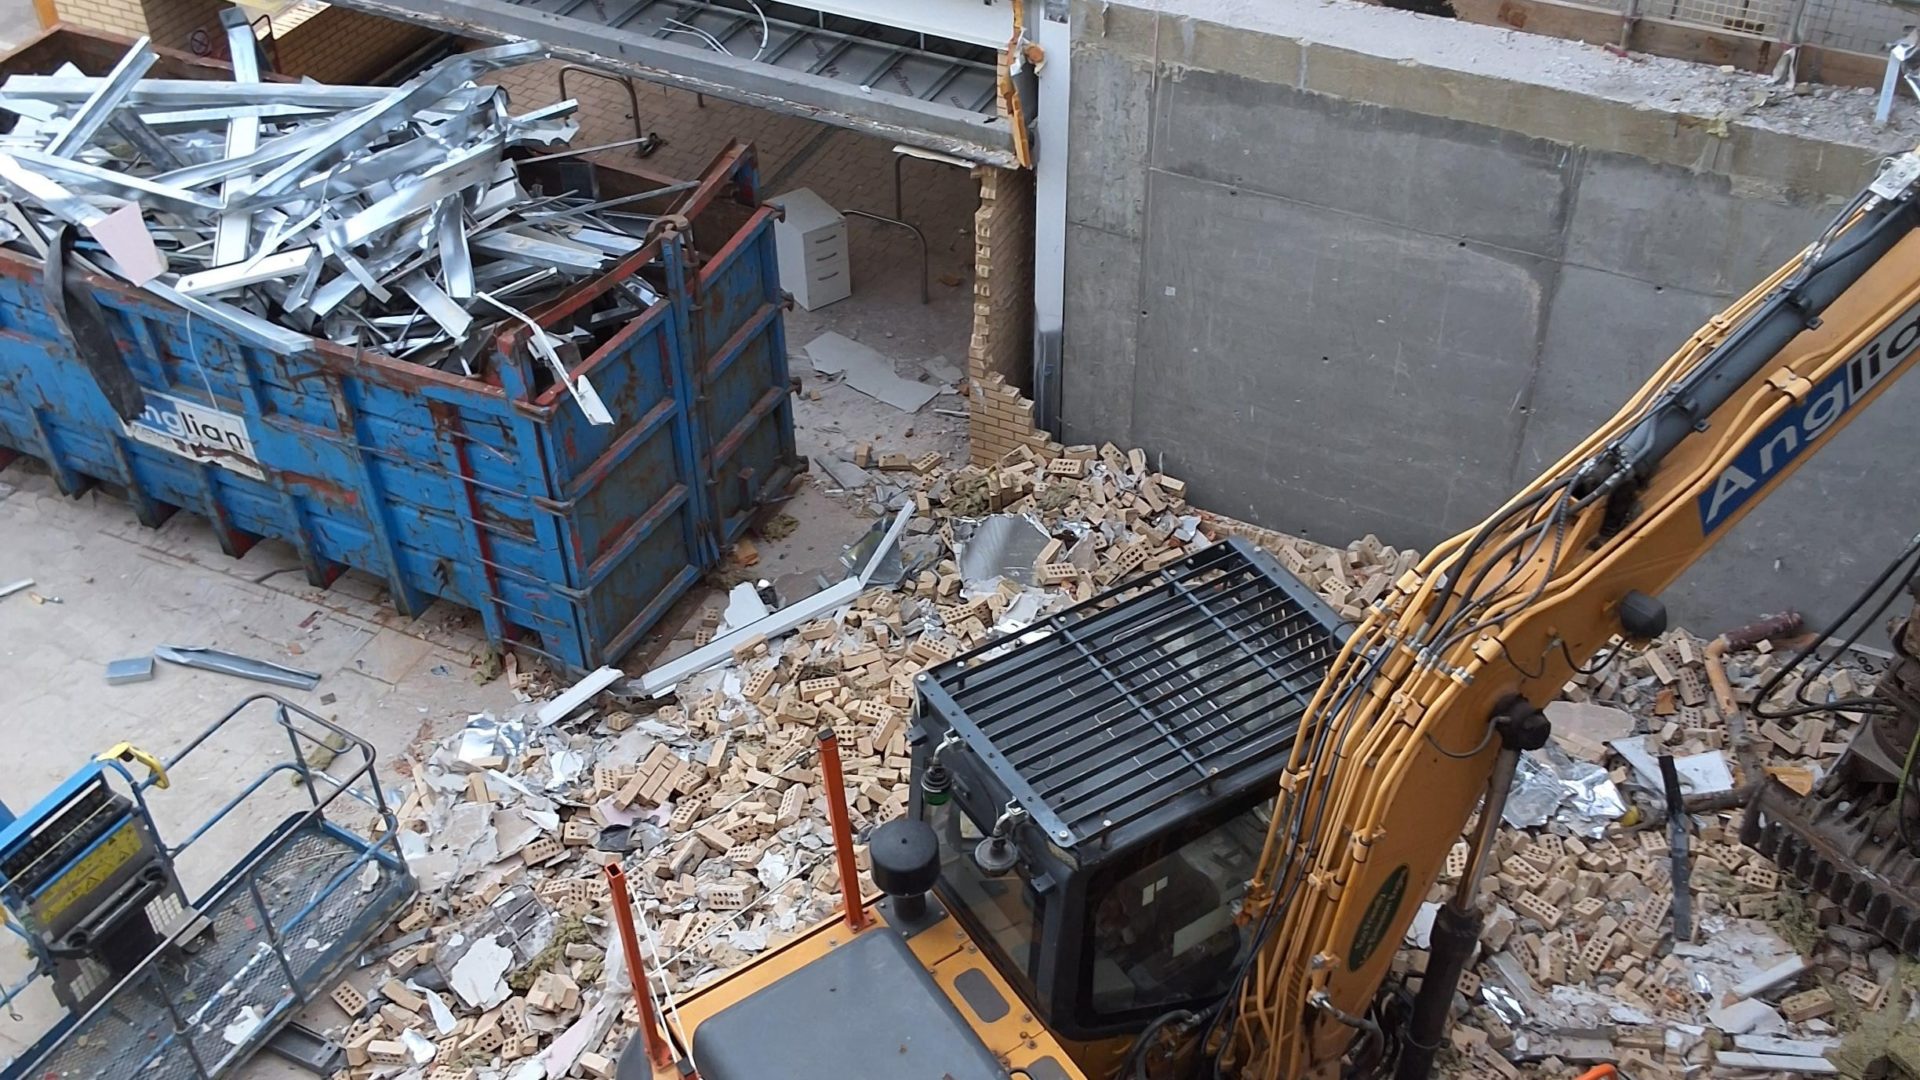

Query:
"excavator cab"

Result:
[[912, 539, 1346, 1044], [657, 539, 1345, 1080]]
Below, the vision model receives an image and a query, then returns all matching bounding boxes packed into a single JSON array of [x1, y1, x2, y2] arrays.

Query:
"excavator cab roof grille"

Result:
[[919, 539, 1346, 851]]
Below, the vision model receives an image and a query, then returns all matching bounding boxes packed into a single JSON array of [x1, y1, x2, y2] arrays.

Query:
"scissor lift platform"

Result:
[[0, 696, 414, 1080]]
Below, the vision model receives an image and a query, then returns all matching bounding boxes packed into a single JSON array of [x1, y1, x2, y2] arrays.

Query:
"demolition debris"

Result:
[[321, 437, 1423, 1077], [282, 430, 1901, 1080], [1422, 621, 1903, 1079]]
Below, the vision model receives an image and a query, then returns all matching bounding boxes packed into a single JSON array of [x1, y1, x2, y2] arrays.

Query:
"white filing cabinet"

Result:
[[767, 188, 850, 310]]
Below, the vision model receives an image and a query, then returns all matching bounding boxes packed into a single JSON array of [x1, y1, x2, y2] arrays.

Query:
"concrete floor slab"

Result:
[[0, 467, 520, 1073]]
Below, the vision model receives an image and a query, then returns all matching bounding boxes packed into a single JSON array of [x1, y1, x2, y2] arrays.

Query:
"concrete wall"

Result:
[[1061, 0, 1920, 633]]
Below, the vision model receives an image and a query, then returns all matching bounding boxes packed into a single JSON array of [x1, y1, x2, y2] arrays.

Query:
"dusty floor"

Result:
[[0, 462, 512, 1072]]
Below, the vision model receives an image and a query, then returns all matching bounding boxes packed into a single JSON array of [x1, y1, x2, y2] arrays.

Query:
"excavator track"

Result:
[[1743, 772, 1920, 954], [1743, 589, 1920, 957]]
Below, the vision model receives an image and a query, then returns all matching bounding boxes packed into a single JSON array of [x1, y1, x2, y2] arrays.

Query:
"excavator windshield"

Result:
[[917, 765, 1270, 1036]]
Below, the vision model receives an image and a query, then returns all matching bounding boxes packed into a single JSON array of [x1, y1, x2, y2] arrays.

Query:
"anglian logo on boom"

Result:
[[1697, 300, 1920, 533]]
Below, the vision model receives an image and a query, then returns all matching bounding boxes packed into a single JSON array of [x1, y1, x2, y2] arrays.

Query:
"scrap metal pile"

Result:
[[0, 31, 667, 421]]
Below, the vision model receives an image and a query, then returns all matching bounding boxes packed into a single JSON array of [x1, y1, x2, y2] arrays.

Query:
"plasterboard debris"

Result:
[[802, 331, 940, 412]]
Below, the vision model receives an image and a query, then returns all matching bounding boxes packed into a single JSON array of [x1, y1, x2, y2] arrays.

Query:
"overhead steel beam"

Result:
[[0, 77, 393, 109], [328, 0, 1017, 166]]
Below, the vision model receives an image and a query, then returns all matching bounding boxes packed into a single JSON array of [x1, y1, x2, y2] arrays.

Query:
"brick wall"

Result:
[[49, 0, 148, 36], [52, 1, 433, 83], [967, 164, 1050, 467], [271, 5, 437, 83]]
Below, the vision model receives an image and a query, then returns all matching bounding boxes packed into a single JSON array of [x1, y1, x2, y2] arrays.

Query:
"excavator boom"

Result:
[[1229, 149, 1920, 1078]]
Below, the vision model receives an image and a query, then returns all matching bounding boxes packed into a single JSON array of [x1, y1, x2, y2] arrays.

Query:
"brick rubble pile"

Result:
[[319, 439, 1903, 1079]]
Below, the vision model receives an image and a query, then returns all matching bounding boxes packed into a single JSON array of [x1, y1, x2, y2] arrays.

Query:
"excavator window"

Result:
[[1085, 804, 1265, 1015], [932, 792, 1042, 991]]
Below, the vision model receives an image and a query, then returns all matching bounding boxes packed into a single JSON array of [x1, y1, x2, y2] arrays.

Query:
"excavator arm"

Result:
[[1225, 148, 1920, 1079]]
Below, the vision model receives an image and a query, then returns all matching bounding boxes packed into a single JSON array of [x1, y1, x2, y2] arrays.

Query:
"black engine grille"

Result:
[[922, 539, 1345, 849]]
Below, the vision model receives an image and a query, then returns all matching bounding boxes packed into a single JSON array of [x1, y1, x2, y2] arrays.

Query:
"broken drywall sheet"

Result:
[[804, 331, 940, 412]]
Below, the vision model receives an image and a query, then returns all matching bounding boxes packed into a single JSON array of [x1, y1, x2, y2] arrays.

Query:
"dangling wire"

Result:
[[1753, 531, 1920, 722]]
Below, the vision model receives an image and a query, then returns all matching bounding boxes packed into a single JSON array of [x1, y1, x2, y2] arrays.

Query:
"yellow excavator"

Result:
[[612, 145, 1920, 1080]]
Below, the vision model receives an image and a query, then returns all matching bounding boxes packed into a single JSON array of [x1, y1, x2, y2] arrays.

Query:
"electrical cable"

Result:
[[1121, 1008, 1204, 1079], [1897, 720, 1920, 854], [1498, 631, 1620, 681], [742, 0, 771, 60], [1425, 719, 1500, 761], [1198, 708, 1354, 1071], [1221, 472, 1566, 1072], [1423, 516, 1555, 649], [1554, 202, 1892, 515], [1420, 480, 1576, 651], [1429, 490, 1575, 657], [1790, 198, 1903, 284], [634, 893, 703, 1077], [1753, 531, 1920, 722], [1421, 494, 1561, 622], [1418, 484, 1565, 628], [1561, 638, 1617, 676], [1197, 649, 1383, 1077], [661, 20, 732, 55], [1495, 636, 1547, 679], [1749, 696, 1900, 721], [1216, 475, 1558, 1071]]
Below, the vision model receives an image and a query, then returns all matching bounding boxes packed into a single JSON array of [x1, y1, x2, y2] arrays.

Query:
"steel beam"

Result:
[[398, 271, 474, 339], [0, 76, 392, 108], [45, 36, 156, 158], [244, 42, 542, 200], [471, 228, 607, 272], [175, 246, 321, 296], [436, 196, 474, 300], [214, 15, 262, 267], [326, 0, 1015, 165], [8, 148, 221, 215]]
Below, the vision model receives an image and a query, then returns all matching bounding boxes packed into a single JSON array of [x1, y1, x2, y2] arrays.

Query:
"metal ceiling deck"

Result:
[[330, 0, 1018, 164]]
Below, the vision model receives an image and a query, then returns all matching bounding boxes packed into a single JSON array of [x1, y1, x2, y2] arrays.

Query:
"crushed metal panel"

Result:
[[327, 0, 1018, 166]]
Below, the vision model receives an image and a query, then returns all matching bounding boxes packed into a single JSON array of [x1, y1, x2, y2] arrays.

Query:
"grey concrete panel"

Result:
[[1130, 170, 1547, 545], [1517, 262, 1920, 633], [1516, 265, 1728, 483], [1060, 224, 1145, 447], [1061, 6, 1920, 636], [1064, 45, 1155, 241], [1563, 153, 1836, 293], [1151, 69, 1575, 258]]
